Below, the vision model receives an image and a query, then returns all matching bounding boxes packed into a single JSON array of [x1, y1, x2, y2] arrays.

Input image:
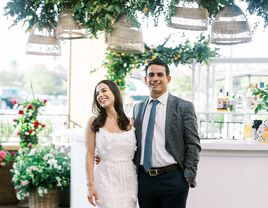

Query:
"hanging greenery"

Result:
[[104, 34, 219, 90], [4, 0, 268, 36]]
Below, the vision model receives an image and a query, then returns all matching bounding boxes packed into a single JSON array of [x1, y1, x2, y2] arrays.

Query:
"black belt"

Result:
[[142, 164, 179, 176]]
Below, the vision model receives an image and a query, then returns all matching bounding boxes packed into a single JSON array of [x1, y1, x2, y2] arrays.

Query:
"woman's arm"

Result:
[[85, 116, 98, 206]]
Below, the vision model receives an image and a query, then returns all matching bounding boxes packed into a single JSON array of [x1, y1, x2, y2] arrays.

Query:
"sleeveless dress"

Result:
[[94, 128, 138, 208]]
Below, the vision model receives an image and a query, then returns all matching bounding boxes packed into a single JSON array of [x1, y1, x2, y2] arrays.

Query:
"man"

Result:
[[133, 58, 201, 208]]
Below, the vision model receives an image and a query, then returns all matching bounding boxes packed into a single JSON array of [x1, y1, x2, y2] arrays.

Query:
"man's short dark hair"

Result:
[[145, 58, 170, 76]]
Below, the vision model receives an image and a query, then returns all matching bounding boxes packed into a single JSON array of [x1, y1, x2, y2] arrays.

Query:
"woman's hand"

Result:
[[87, 183, 99, 206]]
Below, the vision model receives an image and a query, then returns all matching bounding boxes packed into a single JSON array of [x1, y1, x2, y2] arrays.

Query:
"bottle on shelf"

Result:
[[217, 89, 224, 111], [229, 94, 236, 112], [245, 83, 256, 112], [259, 82, 265, 89], [235, 91, 245, 113], [223, 92, 230, 111], [243, 116, 253, 141]]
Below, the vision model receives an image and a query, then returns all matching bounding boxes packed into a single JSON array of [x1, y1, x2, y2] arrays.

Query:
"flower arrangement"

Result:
[[11, 145, 70, 200], [13, 98, 47, 148], [252, 83, 268, 114], [0, 144, 16, 167]]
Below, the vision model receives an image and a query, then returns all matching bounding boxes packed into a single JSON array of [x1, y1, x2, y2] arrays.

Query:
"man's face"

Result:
[[144, 64, 171, 98]]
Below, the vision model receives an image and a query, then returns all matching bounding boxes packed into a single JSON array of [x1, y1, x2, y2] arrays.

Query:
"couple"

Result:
[[85, 58, 201, 208]]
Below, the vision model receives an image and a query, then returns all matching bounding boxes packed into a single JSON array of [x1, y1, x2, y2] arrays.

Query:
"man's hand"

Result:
[[95, 155, 101, 165]]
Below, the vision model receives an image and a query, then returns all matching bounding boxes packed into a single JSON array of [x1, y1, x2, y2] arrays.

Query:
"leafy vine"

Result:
[[104, 34, 218, 89], [4, 0, 268, 36]]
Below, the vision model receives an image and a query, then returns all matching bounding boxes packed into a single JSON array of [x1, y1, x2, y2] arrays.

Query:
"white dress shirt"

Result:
[[140, 91, 177, 167]]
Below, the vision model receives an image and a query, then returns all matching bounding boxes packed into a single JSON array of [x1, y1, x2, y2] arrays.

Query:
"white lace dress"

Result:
[[94, 128, 138, 208]]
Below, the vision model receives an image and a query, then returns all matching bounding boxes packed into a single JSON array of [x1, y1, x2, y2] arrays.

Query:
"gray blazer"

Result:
[[133, 93, 201, 188]]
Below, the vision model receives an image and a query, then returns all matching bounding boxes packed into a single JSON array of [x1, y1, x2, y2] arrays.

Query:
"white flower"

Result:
[[37, 187, 48, 197], [56, 176, 62, 186], [43, 153, 53, 160], [20, 180, 29, 186], [48, 158, 57, 166], [43, 154, 48, 160], [29, 165, 38, 171], [28, 149, 36, 156]]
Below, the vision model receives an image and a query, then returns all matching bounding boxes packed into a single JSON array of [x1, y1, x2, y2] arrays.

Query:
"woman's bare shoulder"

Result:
[[86, 116, 96, 129]]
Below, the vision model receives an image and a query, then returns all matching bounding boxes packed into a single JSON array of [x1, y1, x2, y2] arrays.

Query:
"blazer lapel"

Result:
[[136, 99, 149, 136], [165, 94, 175, 138]]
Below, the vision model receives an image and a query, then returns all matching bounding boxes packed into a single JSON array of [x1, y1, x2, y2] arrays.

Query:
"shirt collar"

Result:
[[148, 91, 169, 105]]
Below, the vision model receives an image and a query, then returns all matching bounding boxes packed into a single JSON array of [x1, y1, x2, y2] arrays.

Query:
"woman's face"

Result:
[[96, 83, 115, 108]]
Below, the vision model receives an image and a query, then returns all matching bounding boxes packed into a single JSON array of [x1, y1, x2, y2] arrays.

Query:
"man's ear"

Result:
[[167, 75, 171, 83], [144, 76, 148, 84]]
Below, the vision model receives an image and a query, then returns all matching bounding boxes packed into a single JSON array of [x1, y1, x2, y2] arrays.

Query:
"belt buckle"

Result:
[[148, 169, 159, 176]]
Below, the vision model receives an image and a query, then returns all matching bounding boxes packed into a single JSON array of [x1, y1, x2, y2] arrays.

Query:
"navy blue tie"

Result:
[[143, 99, 160, 171]]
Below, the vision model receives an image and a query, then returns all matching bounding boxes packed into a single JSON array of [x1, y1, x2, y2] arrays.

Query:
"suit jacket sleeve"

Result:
[[182, 102, 201, 187]]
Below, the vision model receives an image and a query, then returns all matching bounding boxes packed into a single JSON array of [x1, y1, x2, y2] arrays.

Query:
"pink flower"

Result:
[[12, 99, 17, 105], [28, 143, 32, 148], [10, 151, 15, 156], [43, 99, 47, 104], [0, 150, 7, 160], [16, 132, 20, 136]]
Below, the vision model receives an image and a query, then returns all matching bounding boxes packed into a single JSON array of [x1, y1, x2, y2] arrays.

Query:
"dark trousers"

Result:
[[138, 167, 189, 208]]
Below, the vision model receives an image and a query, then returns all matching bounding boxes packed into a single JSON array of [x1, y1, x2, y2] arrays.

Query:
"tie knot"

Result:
[[151, 99, 160, 106]]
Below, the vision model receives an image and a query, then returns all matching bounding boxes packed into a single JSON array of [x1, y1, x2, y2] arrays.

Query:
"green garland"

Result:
[[4, 0, 268, 36], [104, 34, 218, 90]]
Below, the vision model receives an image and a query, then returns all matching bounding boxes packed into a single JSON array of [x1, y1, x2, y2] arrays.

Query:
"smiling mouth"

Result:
[[150, 84, 159, 88], [99, 98, 108, 104]]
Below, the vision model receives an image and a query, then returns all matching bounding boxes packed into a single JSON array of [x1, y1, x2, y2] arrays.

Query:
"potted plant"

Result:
[[252, 83, 268, 142], [252, 83, 268, 114], [13, 98, 47, 148], [0, 144, 18, 205], [11, 145, 70, 208]]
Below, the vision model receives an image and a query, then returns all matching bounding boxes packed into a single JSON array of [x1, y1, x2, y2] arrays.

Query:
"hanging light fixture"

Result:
[[26, 24, 61, 56], [106, 15, 144, 53], [211, 4, 252, 45], [167, 0, 208, 31], [56, 8, 87, 39]]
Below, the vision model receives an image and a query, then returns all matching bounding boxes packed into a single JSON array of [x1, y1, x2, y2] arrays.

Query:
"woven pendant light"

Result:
[[106, 15, 144, 53], [56, 8, 87, 39], [26, 24, 61, 56], [167, 0, 208, 31], [211, 4, 252, 45]]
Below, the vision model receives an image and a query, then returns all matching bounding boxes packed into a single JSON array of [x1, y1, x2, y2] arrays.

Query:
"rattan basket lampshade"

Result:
[[56, 8, 87, 40], [26, 25, 61, 56], [167, 0, 208, 31], [211, 4, 252, 45], [106, 15, 144, 53]]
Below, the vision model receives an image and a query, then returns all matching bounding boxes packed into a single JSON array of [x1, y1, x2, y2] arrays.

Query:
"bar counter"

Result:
[[188, 139, 268, 208], [66, 129, 268, 208]]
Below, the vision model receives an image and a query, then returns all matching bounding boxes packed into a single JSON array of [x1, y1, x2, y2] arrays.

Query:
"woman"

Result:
[[85, 80, 138, 208]]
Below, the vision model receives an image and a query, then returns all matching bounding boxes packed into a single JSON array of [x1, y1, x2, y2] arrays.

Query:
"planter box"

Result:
[[0, 163, 18, 205]]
